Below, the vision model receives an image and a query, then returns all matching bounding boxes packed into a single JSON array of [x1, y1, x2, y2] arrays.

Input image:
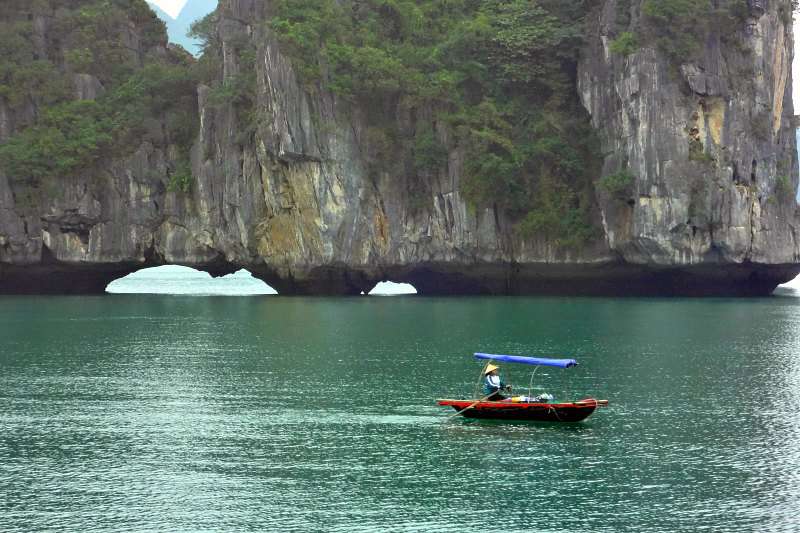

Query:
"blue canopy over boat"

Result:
[[475, 353, 578, 368]]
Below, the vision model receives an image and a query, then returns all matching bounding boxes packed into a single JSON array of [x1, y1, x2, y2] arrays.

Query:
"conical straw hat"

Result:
[[484, 364, 499, 374]]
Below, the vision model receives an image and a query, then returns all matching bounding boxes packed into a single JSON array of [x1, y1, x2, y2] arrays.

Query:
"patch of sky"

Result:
[[146, 0, 218, 56]]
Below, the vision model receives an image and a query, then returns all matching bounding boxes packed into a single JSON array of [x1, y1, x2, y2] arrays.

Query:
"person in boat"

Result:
[[483, 364, 511, 401]]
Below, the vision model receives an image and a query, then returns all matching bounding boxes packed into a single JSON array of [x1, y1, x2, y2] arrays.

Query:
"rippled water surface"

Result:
[[2, 293, 800, 531]]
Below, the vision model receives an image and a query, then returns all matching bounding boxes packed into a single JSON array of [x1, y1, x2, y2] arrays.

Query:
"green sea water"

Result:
[[2, 292, 800, 532]]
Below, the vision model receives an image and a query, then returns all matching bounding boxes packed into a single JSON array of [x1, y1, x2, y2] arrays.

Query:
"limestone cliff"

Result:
[[0, 0, 798, 295]]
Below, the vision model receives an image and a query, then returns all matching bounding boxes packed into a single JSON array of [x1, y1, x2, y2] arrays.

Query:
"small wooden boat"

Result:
[[438, 353, 608, 422], [437, 398, 608, 422]]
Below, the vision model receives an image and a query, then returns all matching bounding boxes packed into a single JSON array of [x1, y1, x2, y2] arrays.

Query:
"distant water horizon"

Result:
[[777, 273, 800, 293], [106, 265, 418, 296], [107, 265, 799, 297]]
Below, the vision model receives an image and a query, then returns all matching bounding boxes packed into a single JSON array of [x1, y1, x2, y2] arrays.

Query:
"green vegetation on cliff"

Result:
[[0, 0, 198, 191], [189, 12, 258, 144], [611, 0, 752, 61], [267, 0, 600, 246], [642, 0, 750, 61], [598, 170, 636, 198], [609, 32, 638, 56], [776, 174, 794, 202]]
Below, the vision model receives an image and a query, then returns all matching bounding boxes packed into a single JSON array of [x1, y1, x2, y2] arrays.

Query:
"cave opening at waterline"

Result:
[[367, 281, 418, 296], [105, 265, 278, 295]]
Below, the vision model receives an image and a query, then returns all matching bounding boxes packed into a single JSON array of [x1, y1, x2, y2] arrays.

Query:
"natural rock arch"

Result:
[[106, 265, 278, 294], [368, 281, 418, 295]]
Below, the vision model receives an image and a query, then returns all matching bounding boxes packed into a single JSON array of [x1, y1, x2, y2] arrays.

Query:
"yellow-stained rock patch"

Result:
[[706, 99, 725, 146], [373, 208, 389, 255], [772, 27, 789, 136], [256, 162, 325, 266]]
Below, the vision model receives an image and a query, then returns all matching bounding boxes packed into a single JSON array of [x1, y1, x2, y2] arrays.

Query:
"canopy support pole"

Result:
[[527, 366, 540, 399], [473, 360, 491, 400]]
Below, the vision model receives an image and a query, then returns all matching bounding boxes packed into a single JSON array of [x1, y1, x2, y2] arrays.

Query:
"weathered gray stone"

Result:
[[578, 0, 799, 272], [72, 74, 104, 101]]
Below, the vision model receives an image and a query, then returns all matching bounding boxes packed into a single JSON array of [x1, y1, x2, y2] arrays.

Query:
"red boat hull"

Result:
[[437, 398, 607, 422]]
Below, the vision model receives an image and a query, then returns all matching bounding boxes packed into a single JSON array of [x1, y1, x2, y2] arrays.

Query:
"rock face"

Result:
[[1, 0, 799, 295], [578, 0, 800, 286]]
